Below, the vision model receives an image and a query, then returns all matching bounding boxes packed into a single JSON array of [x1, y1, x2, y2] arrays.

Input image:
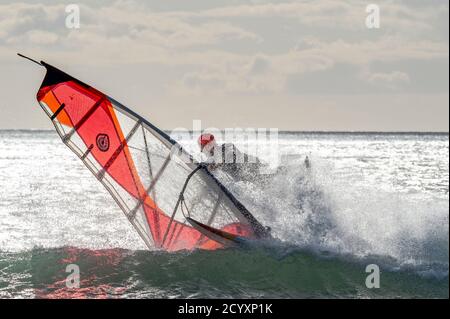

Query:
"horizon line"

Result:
[[0, 128, 448, 135]]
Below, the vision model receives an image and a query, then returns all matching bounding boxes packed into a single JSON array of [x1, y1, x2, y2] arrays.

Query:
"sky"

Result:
[[0, 0, 448, 131]]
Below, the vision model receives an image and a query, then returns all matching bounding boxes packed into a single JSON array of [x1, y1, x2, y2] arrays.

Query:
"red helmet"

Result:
[[198, 133, 215, 149]]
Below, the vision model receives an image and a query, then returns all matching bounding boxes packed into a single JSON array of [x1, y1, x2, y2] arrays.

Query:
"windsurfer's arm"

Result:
[[202, 155, 221, 171], [206, 162, 220, 171], [222, 143, 261, 165]]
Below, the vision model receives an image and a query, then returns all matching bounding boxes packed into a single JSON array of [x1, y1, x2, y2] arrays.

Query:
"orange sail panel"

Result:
[[35, 61, 267, 251]]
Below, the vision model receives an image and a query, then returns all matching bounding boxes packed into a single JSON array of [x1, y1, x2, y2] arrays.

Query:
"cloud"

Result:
[[0, 3, 63, 39], [248, 55, 270, 75], [0, 2, 261, 48], [25, 30, 59, 44], [366, 71, 411, 89], [0, 0, 448, 95], [170, 0, 448, 34]]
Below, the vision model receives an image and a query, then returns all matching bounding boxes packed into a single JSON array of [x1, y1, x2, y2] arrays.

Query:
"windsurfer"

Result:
[[304, 155, 311, 169], [198, 133, 262, 180]]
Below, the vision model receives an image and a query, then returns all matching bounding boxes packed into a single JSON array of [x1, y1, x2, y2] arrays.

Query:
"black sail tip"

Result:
[[17, 53, 43, 66]]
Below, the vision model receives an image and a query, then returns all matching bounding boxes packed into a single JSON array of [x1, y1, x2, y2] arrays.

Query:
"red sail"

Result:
[[35, 61, 264, 251]]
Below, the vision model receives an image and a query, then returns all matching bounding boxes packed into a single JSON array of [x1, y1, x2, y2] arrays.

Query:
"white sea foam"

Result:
[[0, 130, 448, 277]]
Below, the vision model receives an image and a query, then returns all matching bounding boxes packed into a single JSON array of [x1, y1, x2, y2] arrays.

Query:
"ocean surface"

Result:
[[0, 130, 448, 298]]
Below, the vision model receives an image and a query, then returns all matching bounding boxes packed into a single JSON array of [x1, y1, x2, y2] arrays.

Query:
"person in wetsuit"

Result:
[[198, 133, 261, 180]]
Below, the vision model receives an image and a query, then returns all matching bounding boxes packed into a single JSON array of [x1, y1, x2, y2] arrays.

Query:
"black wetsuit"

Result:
[[208, 144, 261, 180]]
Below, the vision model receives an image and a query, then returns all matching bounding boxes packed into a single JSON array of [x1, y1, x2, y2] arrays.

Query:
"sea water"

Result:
[[0, 130, 448, 298]]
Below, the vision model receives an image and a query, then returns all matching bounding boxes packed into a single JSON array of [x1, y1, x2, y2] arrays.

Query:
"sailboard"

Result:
[[21, 54, 270, 252]]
